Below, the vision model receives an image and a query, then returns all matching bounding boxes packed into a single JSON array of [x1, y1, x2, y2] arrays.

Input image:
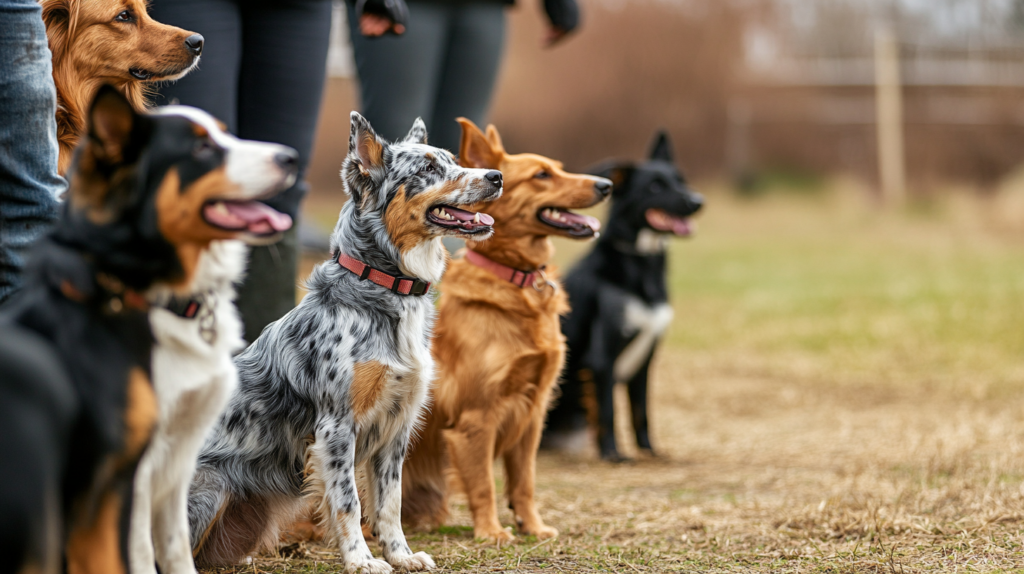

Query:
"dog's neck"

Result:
[[467, 233, 554, 273], [330, 201, 446, 284]]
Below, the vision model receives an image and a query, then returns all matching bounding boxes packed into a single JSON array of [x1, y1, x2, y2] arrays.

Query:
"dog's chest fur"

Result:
[[614, 296, 673, 382]]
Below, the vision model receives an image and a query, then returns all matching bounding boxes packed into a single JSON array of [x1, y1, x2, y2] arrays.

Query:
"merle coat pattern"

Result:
[[544, 132, 704, 462], [187, 113, 502, 573]]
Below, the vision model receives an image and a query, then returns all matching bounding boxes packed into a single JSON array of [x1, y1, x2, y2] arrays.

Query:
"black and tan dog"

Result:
[[0, 85, 296, 574], [544, 132, 704, 462]]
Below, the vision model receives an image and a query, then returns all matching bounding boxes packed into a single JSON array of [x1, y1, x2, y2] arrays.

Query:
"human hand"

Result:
[[356, 0, 408, 37], [360, 13, 405, 36]]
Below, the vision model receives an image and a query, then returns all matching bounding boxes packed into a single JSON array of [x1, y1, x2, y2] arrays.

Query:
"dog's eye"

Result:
[[193, 139, 215, 159], [534, 171, 550, 180], [420, 164, 435, 175], [114, 10, 134, 23]]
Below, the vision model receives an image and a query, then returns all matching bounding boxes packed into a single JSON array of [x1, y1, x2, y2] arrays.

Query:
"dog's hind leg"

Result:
[[309, 417, 390, 574], [401, 410, 450, 529], [369, 428, 435, 571]]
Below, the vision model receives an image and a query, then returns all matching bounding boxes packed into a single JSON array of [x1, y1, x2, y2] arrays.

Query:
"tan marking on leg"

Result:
[[124, 367, 158, 459], [350, 361, 390, 419], [66, 491, 126, 574]]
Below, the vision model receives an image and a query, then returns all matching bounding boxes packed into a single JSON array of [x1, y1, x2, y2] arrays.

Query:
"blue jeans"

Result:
[[0, 0, 64, 304]]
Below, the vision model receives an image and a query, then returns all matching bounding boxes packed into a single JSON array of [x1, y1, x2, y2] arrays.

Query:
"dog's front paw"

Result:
[[387, 551, 435, 571], [522, 524, 559, 540], [474, 525, 515, 544], [345, 556, 393, 574]]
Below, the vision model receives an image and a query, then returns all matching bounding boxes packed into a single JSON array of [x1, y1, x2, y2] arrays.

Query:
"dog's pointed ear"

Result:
[[349, 112, 386, 176], [484, 124, 505, 154], [457, 117, 501, 169], [403, 117, 428, 145], [589, 160, 634, 193], [87, 85, 142, 166], [648, 130, 674, 162]]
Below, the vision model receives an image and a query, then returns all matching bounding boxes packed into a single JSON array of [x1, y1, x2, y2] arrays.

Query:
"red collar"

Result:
[[336, 252, 431, 296], [463, 249, 546, 289]]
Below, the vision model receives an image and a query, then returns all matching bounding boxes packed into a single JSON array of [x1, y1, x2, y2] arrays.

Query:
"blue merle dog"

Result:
[[187, 112, 503, 573]]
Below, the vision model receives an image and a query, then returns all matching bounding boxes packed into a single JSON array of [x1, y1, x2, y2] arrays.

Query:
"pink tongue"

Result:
[[561, 211, 601, 232], [443, 206, 494, 226], [205, 201, 293, 234], [671, 218, 691, 236]]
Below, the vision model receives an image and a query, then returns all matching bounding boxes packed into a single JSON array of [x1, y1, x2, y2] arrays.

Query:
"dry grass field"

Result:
[[210, 181, 1024, 573]]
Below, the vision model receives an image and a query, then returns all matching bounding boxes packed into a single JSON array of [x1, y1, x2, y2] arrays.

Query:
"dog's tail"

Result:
[[189, 464, 294, 567], [401, 409, 450, 529]]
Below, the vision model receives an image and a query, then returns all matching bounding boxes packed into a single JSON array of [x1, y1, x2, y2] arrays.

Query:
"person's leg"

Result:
[[233, 0, 332, 341], [146, 0, 242, 130], [428, 2, 506, 152], [346, 0, 449, 143], [0, 0, 64, 303]]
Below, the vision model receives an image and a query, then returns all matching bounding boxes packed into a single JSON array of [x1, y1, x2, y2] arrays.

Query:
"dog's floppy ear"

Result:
[[457, 117, 501, 169], [648, 130, 674, 163], [403, 117, 428, 145], [349, 111, 386, 176], [40, 0, 75, 61], [589, 160, 634, 192], [71, 85, 148, 223], [87, 85, 141, 166]]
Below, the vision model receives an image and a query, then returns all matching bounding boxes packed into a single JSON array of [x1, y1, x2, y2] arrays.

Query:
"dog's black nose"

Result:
[[184, 34, 204, 56], [690, 192, 705, 212], [485, 170, 503, 188], [594, 178, 612, 197], [274, 150, 299, 172]]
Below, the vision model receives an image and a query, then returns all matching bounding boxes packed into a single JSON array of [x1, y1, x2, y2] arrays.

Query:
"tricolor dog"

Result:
[[129, 106, 298, 574], [186, 113, 502, 573], [0, 86, 277, 574], [545, 132, 704, 461]]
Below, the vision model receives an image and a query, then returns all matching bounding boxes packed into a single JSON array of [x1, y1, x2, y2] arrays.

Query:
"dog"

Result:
[[186, 112, 502, 573], [543, 131, 704, 462], [41, 0, 204, 174], [400, 118, 611, 542], [0, 85, 275, 574], [129, 105, 299, 574]]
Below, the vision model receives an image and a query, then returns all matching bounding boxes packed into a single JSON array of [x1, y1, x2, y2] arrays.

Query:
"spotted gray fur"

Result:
[[187, 113, 501, 573]]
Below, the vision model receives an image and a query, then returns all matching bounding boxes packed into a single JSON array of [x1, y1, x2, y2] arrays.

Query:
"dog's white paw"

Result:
[[387, 551, 435, 572], [345, 556, 393, 574]]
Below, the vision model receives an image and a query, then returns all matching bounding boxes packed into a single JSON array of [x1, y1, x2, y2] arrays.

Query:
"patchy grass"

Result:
[[233, 182, 1024, 573]]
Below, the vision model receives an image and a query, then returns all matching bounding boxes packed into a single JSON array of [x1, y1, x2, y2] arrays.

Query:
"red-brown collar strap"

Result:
[[463, 249, 543, 289], [336, 252, 431, 296]]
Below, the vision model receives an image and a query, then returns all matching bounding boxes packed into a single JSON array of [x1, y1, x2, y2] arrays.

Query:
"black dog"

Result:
[[544, 132, 704, 462], [0, 85, 292, 573]]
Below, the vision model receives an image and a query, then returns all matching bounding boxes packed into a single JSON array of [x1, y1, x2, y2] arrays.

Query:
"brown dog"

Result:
[[401, 119, 611, 542], [41, 0, 203, 174]]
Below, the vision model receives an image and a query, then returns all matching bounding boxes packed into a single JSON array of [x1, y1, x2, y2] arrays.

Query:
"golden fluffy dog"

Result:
[[41, 0, 203, 174], [401, 119, 611, 542]]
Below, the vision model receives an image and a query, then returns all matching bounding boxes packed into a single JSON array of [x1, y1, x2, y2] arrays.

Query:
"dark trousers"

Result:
[[148, 0, 332, 342], [347, 0, 506, 151]]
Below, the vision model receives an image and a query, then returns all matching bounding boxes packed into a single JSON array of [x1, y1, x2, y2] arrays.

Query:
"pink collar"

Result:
[[463, 249, 545, 289]]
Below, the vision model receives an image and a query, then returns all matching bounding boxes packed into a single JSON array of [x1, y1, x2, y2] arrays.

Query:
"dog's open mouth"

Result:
[[129, 67, 155, 80], [646, 208, 694, 236], [427, 205, 494, 235], [203, 200, 293, 236], [537, 207, 601, 238]]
